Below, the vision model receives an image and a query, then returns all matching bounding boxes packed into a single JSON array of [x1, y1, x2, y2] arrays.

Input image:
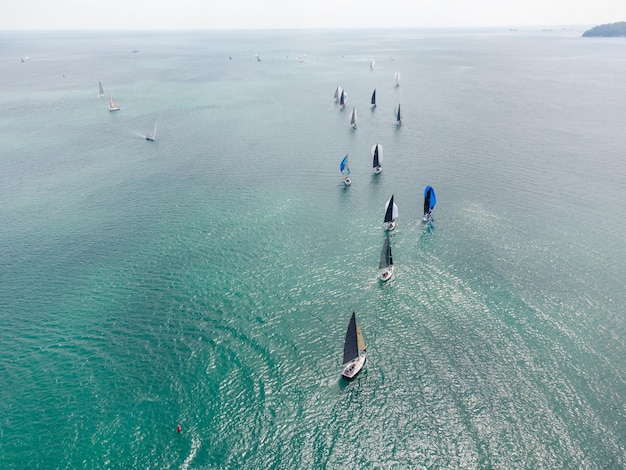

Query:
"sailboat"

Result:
[[339, 90, 346, 110], [341, 311, 367, 379], [340, 154, 351, 186], [372, 143, 383, 174], [394, 71, 401, 87], [334, 85, 343, 102], [108, 92, 120, 112], [395, 104, 402, 126], [371, 89, 376, 108], [422, 186, 436, 222], [98, 81, 104, 98], [350, 107, 357, 129], [145, 121, 157, 142], [370, 59, 375, 70], [383, 194, 399, 231], [379, 235, 394, 282]]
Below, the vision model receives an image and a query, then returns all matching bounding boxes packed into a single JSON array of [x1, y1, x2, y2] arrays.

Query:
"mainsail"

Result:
[[334, 85, 343, 102], [372, 143, 383, 168], [379, 236, 393, 269], [98, 81, 104, 97], [384, 195, 398, 223], [350, 107, 357, 128], [371, 89, 376, 106], [343, 312, 363, 364], [396, 104, 401, 123], [339, 90, 346, 108]]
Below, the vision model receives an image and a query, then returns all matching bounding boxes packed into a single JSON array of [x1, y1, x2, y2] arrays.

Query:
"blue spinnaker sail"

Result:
[[424, 186, 436, 212], [340, 155, 350, 175]]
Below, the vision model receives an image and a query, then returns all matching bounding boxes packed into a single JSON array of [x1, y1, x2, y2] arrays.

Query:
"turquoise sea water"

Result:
[[0, 29, 625, 469]]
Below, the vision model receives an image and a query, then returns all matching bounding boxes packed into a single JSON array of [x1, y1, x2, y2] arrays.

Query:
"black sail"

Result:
[[371, 89, 376, 105], [424, 189, 431, 214], [343, 312, 359, 364], [384, 195, 395, 223], [373, 145, 379, 168]]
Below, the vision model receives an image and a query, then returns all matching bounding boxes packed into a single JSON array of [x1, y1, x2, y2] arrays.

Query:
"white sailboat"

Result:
[[98, 81, 104, 98], [340, 154, 351, 186], [341, 311, 367, 379], [145, 121, 157, 142], [334, 85, 343, 102], [383, 194, 398, 231], [372, 143, 383, 174], [379, 235, 394, 282], [350, 107, 357, 129], [370, 59, 375, 70], [394, 71, 401, 87], [108, 92, 120, 112]]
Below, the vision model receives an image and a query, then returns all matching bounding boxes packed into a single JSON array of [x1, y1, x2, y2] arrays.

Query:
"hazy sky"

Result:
[[2, 0, 625, 30]]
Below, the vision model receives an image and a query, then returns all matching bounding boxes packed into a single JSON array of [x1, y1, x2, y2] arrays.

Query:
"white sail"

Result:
[[98, 81, 104, 97], [371, 144, 383, 165], [370, 59, 375, 70], [334, 85, 343, 102], [108, 92, 120, 111], [384, 197, 399, 221], [350, 107, 357, 128], [394, 71, 401, 86], [146, 121, 157, 141]]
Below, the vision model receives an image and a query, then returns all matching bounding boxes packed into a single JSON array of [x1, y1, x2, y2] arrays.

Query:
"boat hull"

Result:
[[422, 213, 432, 223], [341, 353, 367, 379], [344, 178, 351, 186], [379, 266, 394, 282], [385, 221, 396, 231], [374, 166, 382, 174]]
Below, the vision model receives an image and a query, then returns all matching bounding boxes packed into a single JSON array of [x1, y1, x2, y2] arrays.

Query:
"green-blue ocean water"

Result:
[[0, 29, 624, 469]]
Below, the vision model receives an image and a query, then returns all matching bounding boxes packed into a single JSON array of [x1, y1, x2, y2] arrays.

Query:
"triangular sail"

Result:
[[343, 312, 359, 364], [371, 143, 383, 168], [340, 155, 350, 176], [350, 107, 357, 126], [395, 71, 401, 85], [334, 85, 342, 101], [98, 81, 104, 96], [396, 104, 401, 122], [371, 89, 376, 105], [356, 321, 366, 351], [370, 59, 375, 70], [340, 90, 345, 107], [384, 195, 398, 223], [379, 236, 392, 269]]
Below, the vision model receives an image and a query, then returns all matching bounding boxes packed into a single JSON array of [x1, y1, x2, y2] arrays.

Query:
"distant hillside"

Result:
[[582, 21, 626, 37]]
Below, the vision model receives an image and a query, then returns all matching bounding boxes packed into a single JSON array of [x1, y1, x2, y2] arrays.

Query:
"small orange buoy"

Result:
[[176, 425, 181, 433]]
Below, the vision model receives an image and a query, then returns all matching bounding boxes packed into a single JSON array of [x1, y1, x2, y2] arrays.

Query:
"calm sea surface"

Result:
[[0, 28, 624, 469]]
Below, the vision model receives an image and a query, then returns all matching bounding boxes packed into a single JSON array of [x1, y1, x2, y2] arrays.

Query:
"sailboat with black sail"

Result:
[[384, 194, 398, 231], [422, 186, 436, 222], [350, 107, 357, 129], [371, 89, 376, 108], [379, 235, 394, 282], [372, 143, 383, 174], [395, 104, 402, 125], [341, 311, 367, 379]]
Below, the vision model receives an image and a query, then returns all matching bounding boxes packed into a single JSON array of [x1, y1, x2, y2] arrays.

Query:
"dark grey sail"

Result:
[[424, 189, 431, 214], [384, 194, 395, 223], [371, 89, 376, 106], [343, 311, 359, 364], [373, 145, 380, 168], [379, 236, 393, 269], [396, 103, 401, 122]]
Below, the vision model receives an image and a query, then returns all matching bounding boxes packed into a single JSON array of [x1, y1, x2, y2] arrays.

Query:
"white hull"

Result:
[[374, 166, 382, 174], [422, 213, 432, 223], [342, 352, 367, 379], [385, 220, 396, 231], [344, 177, 351, 186], [379, 266, 394, 282]]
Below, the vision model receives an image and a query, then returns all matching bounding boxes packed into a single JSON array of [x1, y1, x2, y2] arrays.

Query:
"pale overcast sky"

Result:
[[1, 0, 625, 30]]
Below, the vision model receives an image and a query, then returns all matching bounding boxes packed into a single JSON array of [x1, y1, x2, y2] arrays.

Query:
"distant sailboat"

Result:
[[395, 104, 402, 126], [98, 81, 104, 98], [422, 186, 436, 222], [108, 92, 120, 111], [370, 59, 375, 70], [371, 89, 376, 108], [145, 121, 157, 142], [394, 71, 401, 87], [379, 235, 394, 282], [372, 143, 383, 174], [339, 90, 346, 110], [340, 154, 351, 186], [334, 85, 343, 102], [384, 194, 399, 231], [350, 107, 357, 129], [341, 311, 367, 379]]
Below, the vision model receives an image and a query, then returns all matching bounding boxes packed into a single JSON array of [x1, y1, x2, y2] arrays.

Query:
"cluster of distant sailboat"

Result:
[[98, 80, 156, 141], [335, 67, 435, 380]]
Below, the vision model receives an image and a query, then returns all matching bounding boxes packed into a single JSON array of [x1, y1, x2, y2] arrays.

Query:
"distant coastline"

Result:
[[582, 21, 626, 37]]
